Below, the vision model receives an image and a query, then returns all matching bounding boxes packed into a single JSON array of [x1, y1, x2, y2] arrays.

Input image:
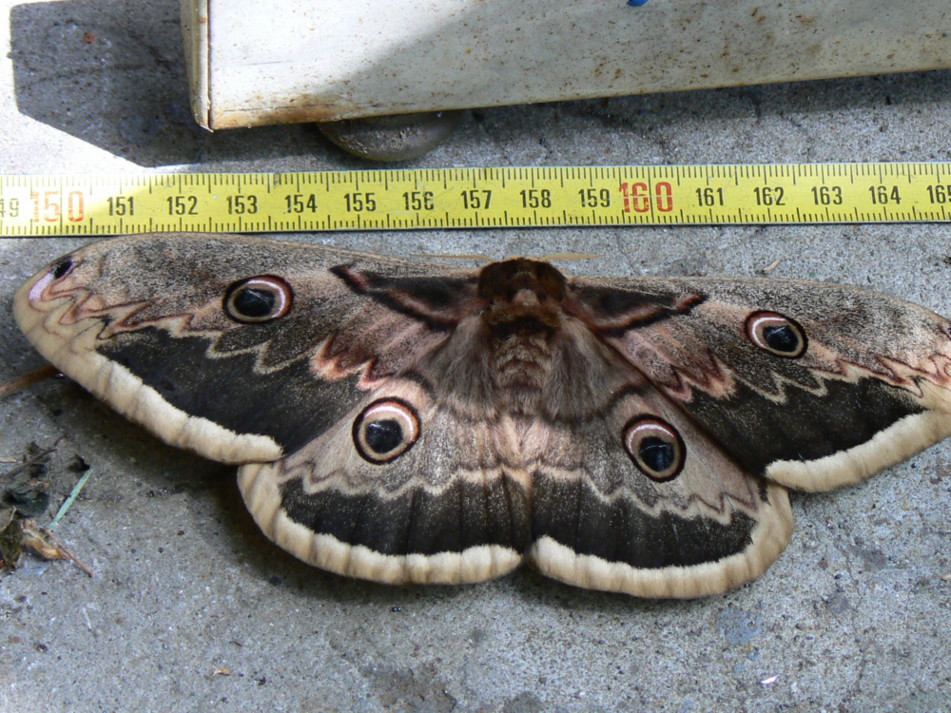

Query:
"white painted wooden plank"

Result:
[[180, 0, 951, 129]]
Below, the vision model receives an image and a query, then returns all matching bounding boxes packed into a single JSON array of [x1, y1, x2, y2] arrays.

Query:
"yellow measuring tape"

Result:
[[2, 162, 951, 236]]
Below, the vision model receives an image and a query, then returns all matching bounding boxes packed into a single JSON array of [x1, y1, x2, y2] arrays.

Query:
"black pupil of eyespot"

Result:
[[639, 436, 674, 472], [52, 258, 73, 279], [233, 286, 276, 318], [763, 324, 798, 352], [365, 419, 403, 454]]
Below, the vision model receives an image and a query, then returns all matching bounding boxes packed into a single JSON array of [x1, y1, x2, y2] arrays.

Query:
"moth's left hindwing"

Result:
[[14, 233, 951, 598]]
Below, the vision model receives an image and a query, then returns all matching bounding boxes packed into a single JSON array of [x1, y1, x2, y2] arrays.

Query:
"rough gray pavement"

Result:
[[1, 2, 949, 712]]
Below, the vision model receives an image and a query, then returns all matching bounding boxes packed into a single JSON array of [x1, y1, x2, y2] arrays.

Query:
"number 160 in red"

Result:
[[619, 181, 674, 213]]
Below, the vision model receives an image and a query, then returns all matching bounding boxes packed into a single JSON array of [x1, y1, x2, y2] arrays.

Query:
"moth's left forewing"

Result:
[[569, 274, 951, 492], [13, 234, 473, 465], [14, 245, 283, 464]]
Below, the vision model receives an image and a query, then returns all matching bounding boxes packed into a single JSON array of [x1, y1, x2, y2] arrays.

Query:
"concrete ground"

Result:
[[1, 1, 950, 712]]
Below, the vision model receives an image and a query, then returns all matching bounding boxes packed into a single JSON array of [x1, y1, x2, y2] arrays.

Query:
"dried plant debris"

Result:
[[1, 440, 93, 575], [19, 520, 92, 576], [67, 455, 90, 474], [757, 258, 782, 275], [0, 364, 60, 400], [1, 441, 56, 517], [1, 508, 94, 576], [1, 512, 92, 575], [48, 459, 92, 531], [0, 506, 22, 567]]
